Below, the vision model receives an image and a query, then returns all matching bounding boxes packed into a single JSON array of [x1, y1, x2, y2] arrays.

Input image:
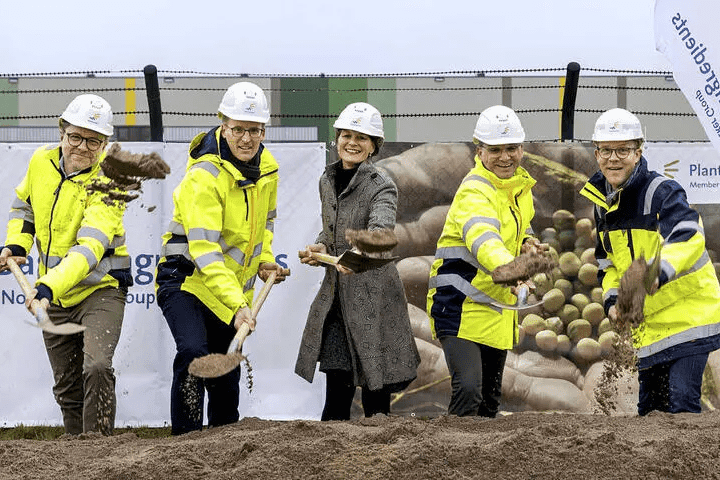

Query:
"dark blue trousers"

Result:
[[158, 289, 241, 435], [638, 352, 709, 416]]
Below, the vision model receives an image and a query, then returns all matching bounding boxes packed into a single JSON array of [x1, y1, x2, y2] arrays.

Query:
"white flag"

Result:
[[654, 0, 720, 154]]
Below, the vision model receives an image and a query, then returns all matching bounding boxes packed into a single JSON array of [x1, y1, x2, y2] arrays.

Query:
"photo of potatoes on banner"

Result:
[[348, 140, 720, 416]]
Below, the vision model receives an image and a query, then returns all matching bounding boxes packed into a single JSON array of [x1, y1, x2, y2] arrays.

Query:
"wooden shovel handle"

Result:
[[309, 252, 339, 266], [6, 257, 49, 323], [227, 270, 278, 354], [6, 257, 32, 295]]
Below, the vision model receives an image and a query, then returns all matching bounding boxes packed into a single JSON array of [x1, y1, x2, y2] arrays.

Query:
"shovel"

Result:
[[490, 284, 544, 311], [188, 270, 278, 378], [309, 250, 398, 273], [6, 258, 86, 335]]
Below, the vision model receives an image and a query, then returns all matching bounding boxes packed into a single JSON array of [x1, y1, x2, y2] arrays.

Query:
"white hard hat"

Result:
[[333, 102, 385, 149], [473, 105, 525, 145], [592, 108, 643, 142], [218, 82, 270, 124], [60, 94, 114, 136]]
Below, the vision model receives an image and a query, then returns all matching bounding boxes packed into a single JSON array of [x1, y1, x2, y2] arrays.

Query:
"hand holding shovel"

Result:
[[299, 228, 399, 274], [5, 257, 86, 335], [189, 270, 279, 378], [307, 250, 398, 274]]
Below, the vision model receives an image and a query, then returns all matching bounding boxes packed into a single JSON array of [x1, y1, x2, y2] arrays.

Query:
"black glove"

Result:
[[34, 284, 53, 304]]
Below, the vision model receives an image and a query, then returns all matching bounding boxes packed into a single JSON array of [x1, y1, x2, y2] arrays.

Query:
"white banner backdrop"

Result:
[[644, 142, 720, 203], [0, 142, 328, 427], [654, 0, 720, 153]]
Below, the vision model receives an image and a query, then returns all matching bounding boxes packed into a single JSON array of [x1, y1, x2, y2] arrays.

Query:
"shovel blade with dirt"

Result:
[[302, 228, 399, 273], [6, 258, 86, 335], [188, 270, 281, 379], [309, 250, 398, 273]]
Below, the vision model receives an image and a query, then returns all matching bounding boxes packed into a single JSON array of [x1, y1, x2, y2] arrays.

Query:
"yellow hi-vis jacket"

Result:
[[580, 157, 720, 367], [4, 145, 131, 307], [427, 157, 536, 350], [156, 127, 279, 325]]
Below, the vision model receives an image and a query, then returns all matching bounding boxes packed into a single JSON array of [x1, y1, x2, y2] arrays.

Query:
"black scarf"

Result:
[[219, 135, 262, 183]]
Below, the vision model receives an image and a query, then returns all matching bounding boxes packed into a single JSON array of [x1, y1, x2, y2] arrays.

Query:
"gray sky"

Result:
[[2, 0, 669, 76]]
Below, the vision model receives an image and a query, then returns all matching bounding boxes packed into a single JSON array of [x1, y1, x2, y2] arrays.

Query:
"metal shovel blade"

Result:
[[31, 318, 86, 335], [188, 351, 245, 378], [490, 285, 544, 311], [28, 299, 86, 335], [335, 250, 398, 273]]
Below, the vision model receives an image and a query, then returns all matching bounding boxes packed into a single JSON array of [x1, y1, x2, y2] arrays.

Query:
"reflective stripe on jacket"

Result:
[[427, 156, 536, 350], [156, 127, 278, 324], [5, 145, 131, 307], [579, 157, 720, 360]]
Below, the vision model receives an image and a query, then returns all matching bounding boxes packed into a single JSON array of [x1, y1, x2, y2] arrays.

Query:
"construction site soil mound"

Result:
[[2, 411, 720, 479]]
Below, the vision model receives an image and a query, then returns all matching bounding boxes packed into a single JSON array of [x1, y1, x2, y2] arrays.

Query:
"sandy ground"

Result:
[[2, 410, 720, 480]]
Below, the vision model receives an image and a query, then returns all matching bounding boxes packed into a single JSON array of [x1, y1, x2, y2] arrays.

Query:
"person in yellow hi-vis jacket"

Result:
[[580, 108, 720, 415], [155, 82, 288, 435], [427, 105, 542, 417], [0, 94, 131, 435]]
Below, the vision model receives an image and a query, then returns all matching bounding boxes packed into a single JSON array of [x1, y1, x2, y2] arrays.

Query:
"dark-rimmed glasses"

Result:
[[64, 132, 104, 151], [483, 144, 521, 156], [596, 146, 637, 160], [225, 125, 264, 139]]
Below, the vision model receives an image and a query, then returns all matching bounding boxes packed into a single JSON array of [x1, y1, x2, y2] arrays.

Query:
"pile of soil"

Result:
[[2, 410, 720, 479]]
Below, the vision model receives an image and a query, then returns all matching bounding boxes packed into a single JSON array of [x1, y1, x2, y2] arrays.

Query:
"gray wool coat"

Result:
[[294, 159, 421, 392]]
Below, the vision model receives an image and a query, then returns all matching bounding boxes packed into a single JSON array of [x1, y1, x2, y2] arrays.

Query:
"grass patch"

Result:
[[0, 425, 172, 440]]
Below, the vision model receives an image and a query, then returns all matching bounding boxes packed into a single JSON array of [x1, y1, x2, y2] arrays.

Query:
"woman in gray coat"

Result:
[[296, 102, 420, 420]]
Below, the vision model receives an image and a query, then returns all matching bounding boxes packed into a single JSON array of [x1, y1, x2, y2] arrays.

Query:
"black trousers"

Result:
[[321, 370, 391, 421], [159, 289, 241, 435], [440, 336, 507, 417]]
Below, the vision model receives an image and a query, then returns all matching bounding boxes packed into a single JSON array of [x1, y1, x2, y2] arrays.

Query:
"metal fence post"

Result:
[[143, 65, 163, 142], [561, 62, 580, 141]]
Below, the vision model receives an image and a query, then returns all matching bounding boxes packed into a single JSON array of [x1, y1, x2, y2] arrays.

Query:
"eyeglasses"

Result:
[[64, 132, 104, 151], [596, 146, 637, 160], [483, 145, 521, 156], [225, 125, 264, 139]]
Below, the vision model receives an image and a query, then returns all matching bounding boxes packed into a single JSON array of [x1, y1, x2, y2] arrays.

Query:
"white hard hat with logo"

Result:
[[218, 82, 270, 124], [473, 105, 525, 145], [592, 108, 644, 142], [60, 94, 114, 136], [333, 102, 385, 149]]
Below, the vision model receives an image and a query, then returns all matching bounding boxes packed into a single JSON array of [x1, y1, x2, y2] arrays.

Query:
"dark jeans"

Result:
[[158, 289, 241, 435], [321, 370, 391, 421], [638, 352, 709, 416], [440, 336, 508, 417]]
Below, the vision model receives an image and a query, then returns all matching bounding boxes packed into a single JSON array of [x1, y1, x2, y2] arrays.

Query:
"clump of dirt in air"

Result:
[[594, 260, 651, 415], [345, 228, 399, 254], [616, 258, 648, 328], [87, 143, 171, 206], [491, 251, 557, 285], [244, 357, 254, 393], [593, 322, 638, 415]]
